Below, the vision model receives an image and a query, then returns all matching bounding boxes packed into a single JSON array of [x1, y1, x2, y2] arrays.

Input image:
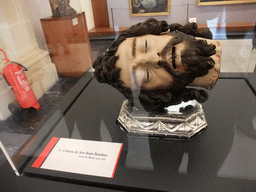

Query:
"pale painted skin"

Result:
[[115, 34, 221, 91], [115, 34, 187, 90]]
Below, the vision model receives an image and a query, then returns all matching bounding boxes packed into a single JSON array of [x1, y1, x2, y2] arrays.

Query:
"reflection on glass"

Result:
[[218, 119, 256, 180], [207, 7, 227, 40]]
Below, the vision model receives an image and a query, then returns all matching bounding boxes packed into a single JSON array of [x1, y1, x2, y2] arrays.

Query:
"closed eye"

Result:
[[142, 68, 151, 84], [172, 47, 176, 69], [145, 40, 148, 53], [132, 67, 151, 87], [146, 68, 150, 83]]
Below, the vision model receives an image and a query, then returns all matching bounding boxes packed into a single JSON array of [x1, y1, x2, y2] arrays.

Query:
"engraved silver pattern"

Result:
[[117, 100, 207, 139]]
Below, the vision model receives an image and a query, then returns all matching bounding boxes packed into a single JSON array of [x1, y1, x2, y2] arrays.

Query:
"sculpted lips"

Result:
[[163, 46, 177, 70], [166, 45, 187, 71]]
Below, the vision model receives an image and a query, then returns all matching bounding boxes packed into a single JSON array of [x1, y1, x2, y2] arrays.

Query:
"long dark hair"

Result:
[[93, 18, 215, 112]]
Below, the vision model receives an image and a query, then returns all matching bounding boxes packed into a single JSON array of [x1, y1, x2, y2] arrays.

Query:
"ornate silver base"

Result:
[[117, 100, 207, 140]]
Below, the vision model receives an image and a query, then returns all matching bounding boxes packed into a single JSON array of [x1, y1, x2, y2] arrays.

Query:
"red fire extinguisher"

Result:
[[0, 49, 40, 112]]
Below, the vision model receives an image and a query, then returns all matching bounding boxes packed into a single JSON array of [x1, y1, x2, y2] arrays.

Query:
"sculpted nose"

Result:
[[150, 52, 162, 64], [148, 54, 160, 67], [134, 51, 161, 67]]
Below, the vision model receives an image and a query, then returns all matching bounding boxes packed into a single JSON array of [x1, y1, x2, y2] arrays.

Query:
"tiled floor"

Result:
[[0, 37, 255, 168]]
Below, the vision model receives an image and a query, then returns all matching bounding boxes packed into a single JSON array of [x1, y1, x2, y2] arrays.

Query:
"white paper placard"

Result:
[[32, 137, 123, 178]]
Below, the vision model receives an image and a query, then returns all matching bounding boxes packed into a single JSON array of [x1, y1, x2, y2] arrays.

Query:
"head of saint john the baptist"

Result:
[[93, 18, 221, 112]]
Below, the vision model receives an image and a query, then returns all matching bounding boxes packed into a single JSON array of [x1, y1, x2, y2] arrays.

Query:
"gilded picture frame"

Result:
[[197, 0, 256, 6], [129, 0, 170, 17]]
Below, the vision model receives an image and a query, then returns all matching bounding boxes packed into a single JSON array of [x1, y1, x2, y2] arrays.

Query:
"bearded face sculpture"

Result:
[[93, 18, 221, 113]]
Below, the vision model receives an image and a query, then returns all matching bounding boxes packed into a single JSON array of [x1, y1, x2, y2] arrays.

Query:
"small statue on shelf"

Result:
[[93, 18, 222, 139], [52, 0, 77, 17]]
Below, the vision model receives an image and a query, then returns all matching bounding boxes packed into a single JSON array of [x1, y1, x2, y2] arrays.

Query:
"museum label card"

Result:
[[32, 137, 123, 178]]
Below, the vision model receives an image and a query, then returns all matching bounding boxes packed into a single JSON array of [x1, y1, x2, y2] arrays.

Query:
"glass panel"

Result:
[[83, 3, 256, 190], [188, 3, 255, 74], [0, 0, 93, 175], [1, 1, 256, 191]]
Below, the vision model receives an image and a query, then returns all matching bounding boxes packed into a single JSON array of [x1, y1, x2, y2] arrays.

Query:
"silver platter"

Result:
[[117, 100, 207, 140]]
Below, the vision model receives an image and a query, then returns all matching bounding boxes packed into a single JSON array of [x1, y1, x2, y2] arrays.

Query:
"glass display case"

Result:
[[1, 1, 256, 191], [0, 0, 93, 175]]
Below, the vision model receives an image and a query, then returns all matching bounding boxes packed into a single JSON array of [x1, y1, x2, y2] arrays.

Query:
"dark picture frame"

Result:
[[129, 0, 170, 17]]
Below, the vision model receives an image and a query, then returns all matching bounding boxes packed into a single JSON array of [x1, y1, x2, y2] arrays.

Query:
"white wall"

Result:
[[107, 0, 256, 28], [80, 0, 95, 30], [23, 0, 52, 50], [70, 0, 95, 30]]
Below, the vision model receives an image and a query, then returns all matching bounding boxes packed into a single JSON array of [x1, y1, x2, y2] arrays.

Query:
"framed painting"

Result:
[[129, 0, 170, 17], [197, 0, 256, 6]]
